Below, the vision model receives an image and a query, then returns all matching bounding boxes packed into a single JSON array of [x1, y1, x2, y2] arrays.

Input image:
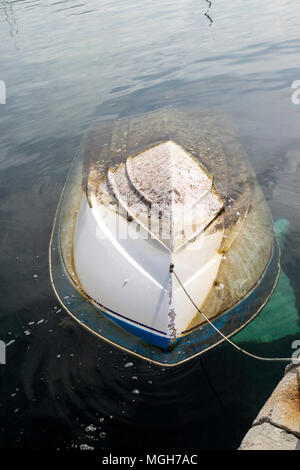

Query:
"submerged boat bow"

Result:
[[50, 108, 280, 366]]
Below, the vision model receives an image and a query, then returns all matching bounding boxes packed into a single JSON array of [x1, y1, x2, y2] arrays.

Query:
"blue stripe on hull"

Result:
[[105, 316, 176, 349]]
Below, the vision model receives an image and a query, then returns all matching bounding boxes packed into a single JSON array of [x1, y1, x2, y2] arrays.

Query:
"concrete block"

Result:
[[239, 423, 300, 450], [253, 365, 300, 437]]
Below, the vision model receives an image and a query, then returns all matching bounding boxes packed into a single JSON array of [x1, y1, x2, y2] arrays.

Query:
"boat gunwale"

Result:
[[49, 177, 281, 366], [49, 109, 281, 366]]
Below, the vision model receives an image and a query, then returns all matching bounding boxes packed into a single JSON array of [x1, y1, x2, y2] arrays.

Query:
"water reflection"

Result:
[[0, 0, 18, 42], [204, 0, 213, 26]]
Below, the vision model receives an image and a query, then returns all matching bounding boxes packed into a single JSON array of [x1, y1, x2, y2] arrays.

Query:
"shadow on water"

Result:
[[0, 292, 294, 450]]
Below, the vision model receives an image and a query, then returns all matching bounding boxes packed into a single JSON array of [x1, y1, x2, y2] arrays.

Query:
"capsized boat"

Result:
[[49, 108, 280, 366]]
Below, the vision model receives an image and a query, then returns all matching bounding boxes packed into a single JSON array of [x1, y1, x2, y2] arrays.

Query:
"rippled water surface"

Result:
[[0, 0, 300, 450]]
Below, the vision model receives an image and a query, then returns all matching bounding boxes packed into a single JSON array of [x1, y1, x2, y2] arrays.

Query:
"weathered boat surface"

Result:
[[49, 108, 280, 366]]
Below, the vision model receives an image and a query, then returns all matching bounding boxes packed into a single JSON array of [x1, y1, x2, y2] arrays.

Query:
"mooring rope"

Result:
[[169, 264, 300, 364]]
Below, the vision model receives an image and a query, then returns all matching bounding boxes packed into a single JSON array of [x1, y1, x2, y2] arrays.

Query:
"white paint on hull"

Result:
[[74, 195, 223, 338]]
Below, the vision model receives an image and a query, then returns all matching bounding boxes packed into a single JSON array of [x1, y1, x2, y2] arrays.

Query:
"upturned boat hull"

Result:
[[49, 108, 280, 366]]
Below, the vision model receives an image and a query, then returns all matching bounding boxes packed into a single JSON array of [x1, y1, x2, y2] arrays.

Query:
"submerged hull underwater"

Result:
[[49, 108, 280, 366]]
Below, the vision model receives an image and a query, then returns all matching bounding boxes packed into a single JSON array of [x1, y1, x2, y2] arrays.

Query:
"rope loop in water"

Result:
[[171, 265, 300, 365]]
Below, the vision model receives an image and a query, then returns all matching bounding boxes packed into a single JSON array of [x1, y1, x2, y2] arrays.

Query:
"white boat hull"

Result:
[[73, 194, 224, 347]]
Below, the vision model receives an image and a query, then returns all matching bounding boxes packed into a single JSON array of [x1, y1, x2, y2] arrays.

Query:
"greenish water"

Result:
[[0, 0, 299, 451], [235, 219, 299, 344]]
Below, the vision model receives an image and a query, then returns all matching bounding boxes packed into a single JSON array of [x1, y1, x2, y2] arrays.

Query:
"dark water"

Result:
[[0, 0, 300, 450]]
